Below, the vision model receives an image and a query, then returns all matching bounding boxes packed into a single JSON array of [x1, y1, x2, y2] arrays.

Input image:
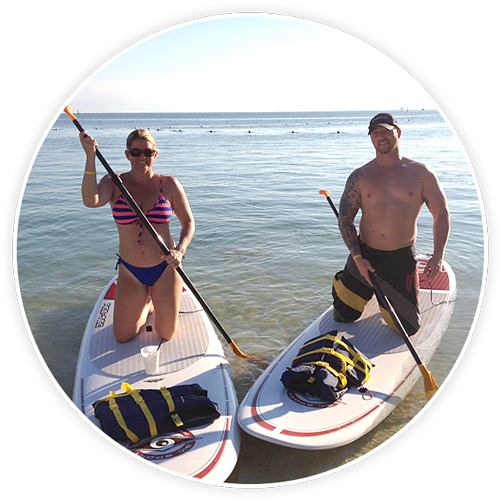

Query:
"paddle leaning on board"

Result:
[[64, 106, 257, 362], [319, 189, 439, 400]]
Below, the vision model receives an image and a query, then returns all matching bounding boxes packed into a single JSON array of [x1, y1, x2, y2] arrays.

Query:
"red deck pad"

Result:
[[103, 281, 117, 299], [417, 259, 450, 291]]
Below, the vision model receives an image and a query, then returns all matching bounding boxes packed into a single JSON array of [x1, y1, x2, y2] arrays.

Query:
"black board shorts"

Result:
[[332, 240, 421, 336]]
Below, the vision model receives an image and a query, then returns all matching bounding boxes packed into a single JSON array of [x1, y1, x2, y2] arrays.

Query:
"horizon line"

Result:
[[64, 108, 436, 115]]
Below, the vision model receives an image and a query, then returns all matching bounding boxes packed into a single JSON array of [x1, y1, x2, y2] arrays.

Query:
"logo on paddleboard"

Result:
[[132, 431, 199, 461], [95, 302, 111, 329], [287, 390, 346, 408]]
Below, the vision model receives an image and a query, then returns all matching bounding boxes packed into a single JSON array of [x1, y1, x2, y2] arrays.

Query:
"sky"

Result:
[[70, 15, 437, 113]]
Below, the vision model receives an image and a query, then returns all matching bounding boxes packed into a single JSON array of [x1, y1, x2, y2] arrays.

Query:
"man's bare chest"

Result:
[[360, 170, 424, 205]]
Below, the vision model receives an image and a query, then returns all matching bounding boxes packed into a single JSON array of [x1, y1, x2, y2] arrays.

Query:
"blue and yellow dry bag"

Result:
[[93, 383, 220, 445], [280, 330, 372, 401]]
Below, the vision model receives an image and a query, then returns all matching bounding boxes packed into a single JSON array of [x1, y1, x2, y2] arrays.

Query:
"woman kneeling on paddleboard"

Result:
[[80, 129, 195, 343]]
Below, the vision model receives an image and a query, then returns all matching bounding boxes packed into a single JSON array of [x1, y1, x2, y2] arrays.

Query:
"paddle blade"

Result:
[[64, 106, 77, 121], [319, 190, 331, 197], [228, 342, 264, 364], [418, 364, 439, 400]]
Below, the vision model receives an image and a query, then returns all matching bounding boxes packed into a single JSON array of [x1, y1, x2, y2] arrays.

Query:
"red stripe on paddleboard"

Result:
[[279, 402, 383, 437], [251, 373, 278, 432], [251, 365, 418, 438], [193, 416, 231, 478], [193, 363, 231, 479]]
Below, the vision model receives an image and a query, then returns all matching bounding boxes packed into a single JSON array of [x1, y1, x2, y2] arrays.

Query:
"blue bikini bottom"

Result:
[[116, 255, 168, 287]]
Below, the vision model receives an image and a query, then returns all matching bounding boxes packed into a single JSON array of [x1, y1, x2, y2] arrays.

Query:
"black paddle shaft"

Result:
[[324, 193, 425, 367], [369, 272, 424, 366], [70, 116, 234, 347], [325, 196, 339, 218], [72, 118, 171, 255]]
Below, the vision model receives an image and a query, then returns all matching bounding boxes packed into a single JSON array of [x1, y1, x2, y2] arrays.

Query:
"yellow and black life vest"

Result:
[[93, 383, 220, 445], [281, 330, 372, 401]]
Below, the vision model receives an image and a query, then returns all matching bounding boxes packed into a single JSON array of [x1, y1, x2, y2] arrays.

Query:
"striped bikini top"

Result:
[[112, 176, 172, 246]]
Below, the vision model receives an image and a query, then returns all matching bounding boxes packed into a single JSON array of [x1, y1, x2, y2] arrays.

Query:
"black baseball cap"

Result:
[[368, 113, 400, 134]]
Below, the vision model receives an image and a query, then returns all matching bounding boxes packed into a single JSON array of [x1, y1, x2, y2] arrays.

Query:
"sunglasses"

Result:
[[127, 148, 157, 157]]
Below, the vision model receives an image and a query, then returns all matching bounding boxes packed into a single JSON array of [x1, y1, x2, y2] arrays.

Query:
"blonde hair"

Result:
[[126, 129, 157, 149]]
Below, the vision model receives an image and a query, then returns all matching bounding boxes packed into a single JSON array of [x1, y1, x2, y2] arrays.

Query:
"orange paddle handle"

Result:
[[64, 106, 77, 121]]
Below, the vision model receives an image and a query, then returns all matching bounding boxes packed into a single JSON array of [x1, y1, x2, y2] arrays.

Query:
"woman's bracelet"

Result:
[[84, 171, 97, 175], [353, 254, 362, 260]]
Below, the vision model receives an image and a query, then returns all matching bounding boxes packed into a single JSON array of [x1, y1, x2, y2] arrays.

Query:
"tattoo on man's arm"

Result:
[[340, 221, 361, 255], [339, 171, 361, 255]]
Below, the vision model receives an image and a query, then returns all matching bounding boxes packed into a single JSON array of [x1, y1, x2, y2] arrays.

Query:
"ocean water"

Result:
[[16, 110, 484, 484]]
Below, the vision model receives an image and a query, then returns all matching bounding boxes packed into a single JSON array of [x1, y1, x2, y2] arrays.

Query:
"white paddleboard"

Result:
[[73, 277, 240, 483], [237, 256, 456, 450]]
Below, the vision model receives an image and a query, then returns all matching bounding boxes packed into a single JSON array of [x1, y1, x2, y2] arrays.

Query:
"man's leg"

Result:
[[374, 250, 421, 336], [332, 255, 374, 323]]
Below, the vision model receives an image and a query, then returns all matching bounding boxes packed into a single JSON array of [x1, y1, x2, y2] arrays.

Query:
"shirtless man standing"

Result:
[[332, 113, 450, 335]]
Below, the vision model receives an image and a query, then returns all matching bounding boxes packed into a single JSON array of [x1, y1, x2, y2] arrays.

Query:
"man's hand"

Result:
[[423, 255, 442, 281], [354, 256, 376, 286]]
